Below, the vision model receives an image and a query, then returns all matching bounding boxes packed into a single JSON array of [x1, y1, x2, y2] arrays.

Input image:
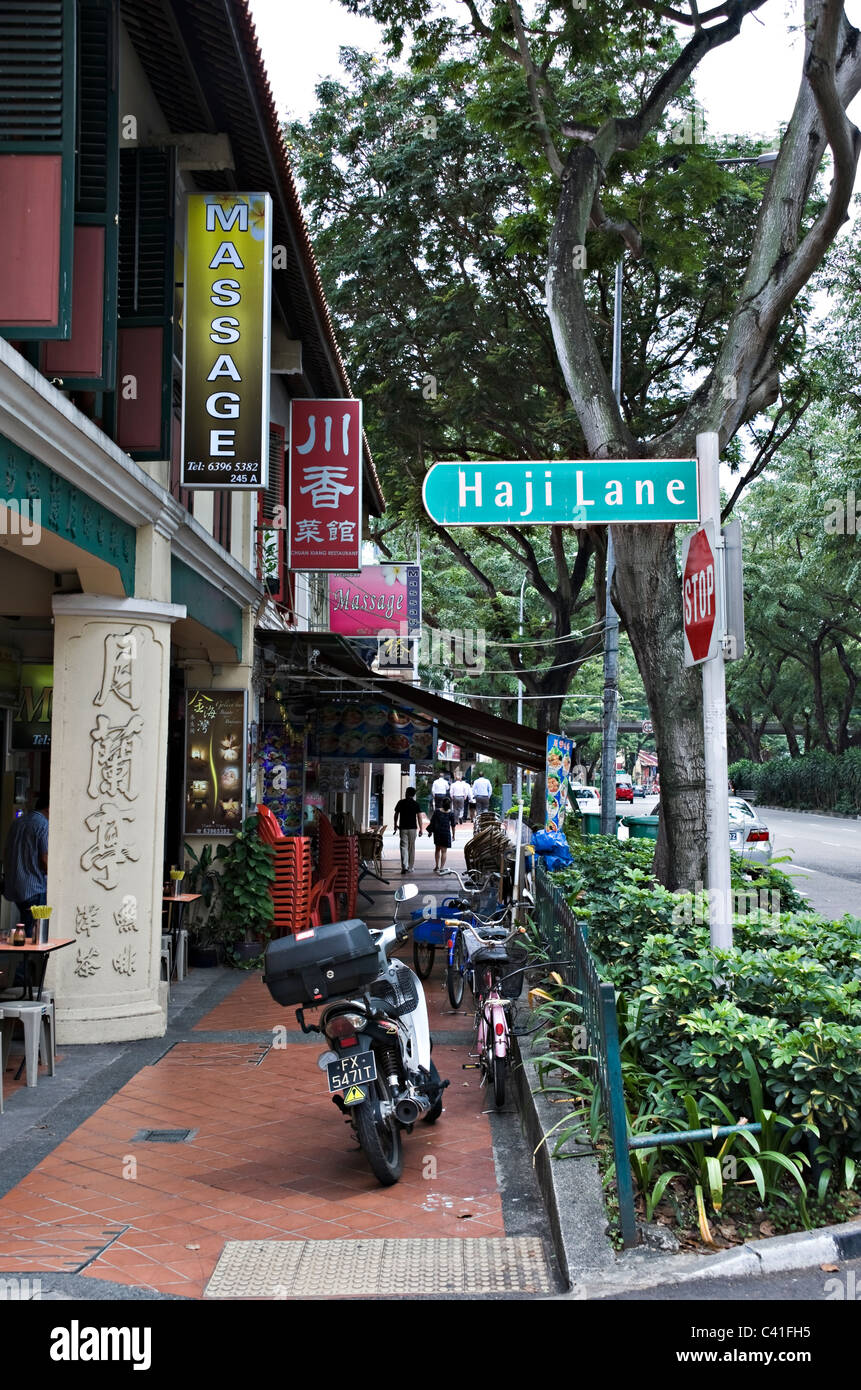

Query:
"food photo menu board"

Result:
[[184, 690, 248, 835], [260, 723, 306, 835], [310, 701, 434, 763], [545, 732, 573, 832]]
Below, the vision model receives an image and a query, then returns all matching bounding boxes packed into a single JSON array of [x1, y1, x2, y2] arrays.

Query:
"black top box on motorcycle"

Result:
[[263, 919, 379, 1007]]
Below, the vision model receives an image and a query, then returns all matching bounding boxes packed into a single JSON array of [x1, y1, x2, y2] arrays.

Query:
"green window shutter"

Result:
[[0, 0, 76, 338], [112, 145, 176, 460], [40, 0, 119, 388]]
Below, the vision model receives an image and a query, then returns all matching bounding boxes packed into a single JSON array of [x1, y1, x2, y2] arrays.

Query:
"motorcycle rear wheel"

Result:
[[354, 1072, 403, 1185]]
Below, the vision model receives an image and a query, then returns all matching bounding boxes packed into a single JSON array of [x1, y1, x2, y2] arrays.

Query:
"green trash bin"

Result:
[[581, 811, 602, 836], [621, 815, 660, 840]]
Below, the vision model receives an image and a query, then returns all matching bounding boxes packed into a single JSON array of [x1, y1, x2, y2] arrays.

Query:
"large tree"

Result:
[[335, 0, 861, 887]]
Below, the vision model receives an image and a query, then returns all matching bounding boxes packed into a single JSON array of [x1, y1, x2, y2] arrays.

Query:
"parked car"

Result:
[[633, 784, 646, 798], [651, 797, 772, 864], [615, 774, 634, 803], [572, 785, 600, 812]]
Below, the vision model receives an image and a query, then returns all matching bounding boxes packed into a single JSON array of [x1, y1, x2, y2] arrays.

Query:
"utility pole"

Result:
[[600, 259, 623, 836]]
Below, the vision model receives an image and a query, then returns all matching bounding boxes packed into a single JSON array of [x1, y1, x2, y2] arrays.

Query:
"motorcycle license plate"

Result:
[[327, 1051, 377, 1098]]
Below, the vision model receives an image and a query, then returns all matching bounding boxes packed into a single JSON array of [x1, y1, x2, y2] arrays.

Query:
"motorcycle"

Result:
[[263, 884, 448, 1185]]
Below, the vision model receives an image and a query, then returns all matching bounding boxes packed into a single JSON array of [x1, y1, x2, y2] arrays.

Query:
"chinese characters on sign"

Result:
[[184, 689, 248, 836], [288, 399, 362, 571], [181, 193, 272, 490]]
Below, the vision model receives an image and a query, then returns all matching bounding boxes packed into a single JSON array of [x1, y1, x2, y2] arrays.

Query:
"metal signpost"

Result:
[[685, 433, 733, 950]]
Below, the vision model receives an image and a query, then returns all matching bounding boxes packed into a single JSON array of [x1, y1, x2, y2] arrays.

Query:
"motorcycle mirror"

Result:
[[394, 883, 419, 902]]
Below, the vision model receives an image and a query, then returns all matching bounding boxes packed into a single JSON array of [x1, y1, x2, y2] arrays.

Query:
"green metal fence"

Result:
[[533, 864, 761, 1248], [534, 866, 638, 1246]]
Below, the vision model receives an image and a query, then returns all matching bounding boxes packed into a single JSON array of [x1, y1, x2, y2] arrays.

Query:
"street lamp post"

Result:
[[516, 573, 527, 807], [599, 259, 623, 835]]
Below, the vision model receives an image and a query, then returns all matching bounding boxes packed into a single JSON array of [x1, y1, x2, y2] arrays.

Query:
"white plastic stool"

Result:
[[174, 928, 189, 981], [160, 935, 172, 982], [0, 986, 55, 1039], [0, 1000, 55, 1087]]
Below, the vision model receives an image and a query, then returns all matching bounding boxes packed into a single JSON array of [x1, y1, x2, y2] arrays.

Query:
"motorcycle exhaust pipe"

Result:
[[394, 1091, 431, 1125]]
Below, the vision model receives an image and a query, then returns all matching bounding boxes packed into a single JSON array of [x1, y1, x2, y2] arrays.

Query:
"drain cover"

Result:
[[204, 1237, 552, 1298], [131, 1128, 197, 1143]]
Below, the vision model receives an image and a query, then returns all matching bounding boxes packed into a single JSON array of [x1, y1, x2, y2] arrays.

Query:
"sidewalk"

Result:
[[0, 825, 559, 1299]]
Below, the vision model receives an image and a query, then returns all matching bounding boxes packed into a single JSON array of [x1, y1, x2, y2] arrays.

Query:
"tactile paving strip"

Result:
[[204, 1236, 552, 1298]]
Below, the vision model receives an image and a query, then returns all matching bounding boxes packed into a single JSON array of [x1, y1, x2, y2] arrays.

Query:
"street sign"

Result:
[[681, 519, 719, 665], [422, 459, 699, 527]]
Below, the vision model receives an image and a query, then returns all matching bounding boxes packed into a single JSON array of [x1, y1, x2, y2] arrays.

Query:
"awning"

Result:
[[255, 630, 547, 770]]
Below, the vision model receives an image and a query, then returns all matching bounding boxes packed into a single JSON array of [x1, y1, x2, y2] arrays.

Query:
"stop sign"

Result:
[[681, 521, 719, 665]]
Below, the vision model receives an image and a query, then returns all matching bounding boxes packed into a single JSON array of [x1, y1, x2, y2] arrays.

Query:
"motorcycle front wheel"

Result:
[[353, 1072, 403, 1185]]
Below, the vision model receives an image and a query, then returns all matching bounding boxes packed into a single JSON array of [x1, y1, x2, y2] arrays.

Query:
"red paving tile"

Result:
[[0, 838, 511, 1298]]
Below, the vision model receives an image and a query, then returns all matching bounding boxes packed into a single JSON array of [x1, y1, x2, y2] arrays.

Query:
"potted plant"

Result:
[[213, 814, 276, 967], [184, 815, 276, 967], [182, 841, 223, 966]]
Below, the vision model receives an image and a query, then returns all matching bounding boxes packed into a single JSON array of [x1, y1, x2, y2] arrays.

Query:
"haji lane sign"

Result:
[[421, 458, 699, 527]]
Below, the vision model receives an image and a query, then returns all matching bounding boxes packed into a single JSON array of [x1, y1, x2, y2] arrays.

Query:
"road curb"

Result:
[[514, 1028, 861, 1298], [565, 1214, 861, 1299], [512, 1031, 615, 1288]]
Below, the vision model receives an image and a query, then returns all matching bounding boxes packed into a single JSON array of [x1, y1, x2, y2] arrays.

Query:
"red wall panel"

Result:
[[0, 155, 63, 327], [115, 325, 164, 452], [42, 225, 105, 376]]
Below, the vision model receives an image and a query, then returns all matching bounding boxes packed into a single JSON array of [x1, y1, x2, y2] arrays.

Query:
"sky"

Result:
[[247, 0, 856, 146]]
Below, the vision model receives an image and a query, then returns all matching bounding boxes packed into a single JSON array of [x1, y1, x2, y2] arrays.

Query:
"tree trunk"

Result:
[[612, 523, 707, 891], [774, 704, 800, 758]]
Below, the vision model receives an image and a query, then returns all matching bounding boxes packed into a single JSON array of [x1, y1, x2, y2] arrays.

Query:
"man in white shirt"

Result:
[[472, 774, 492, 815], [449, 771, 471, 823], [431, 771, 450, 810]]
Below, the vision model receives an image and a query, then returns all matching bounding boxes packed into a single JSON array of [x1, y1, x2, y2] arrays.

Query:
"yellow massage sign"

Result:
[[181, 193, 272, 490]]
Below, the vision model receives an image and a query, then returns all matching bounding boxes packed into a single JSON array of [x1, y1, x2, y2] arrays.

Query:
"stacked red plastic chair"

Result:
[[316, 813, 358, 920], [257, 809, 312, 936], [269, 836, 312, 936]]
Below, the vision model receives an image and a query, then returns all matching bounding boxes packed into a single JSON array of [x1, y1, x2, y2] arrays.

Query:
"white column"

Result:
[[48, 594, 185, 1042], [697, 431, 732, 949]]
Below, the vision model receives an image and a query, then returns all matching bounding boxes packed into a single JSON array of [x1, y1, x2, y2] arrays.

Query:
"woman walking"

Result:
[[426, 795, 456, 873]]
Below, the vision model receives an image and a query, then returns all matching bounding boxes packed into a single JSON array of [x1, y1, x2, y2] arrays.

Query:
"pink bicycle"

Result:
[[445, 914, 527, 1108]]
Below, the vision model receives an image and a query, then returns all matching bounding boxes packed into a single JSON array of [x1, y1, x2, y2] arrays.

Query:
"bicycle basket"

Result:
[[500, 940, 529, 999], [373, 964, 420, 1019]]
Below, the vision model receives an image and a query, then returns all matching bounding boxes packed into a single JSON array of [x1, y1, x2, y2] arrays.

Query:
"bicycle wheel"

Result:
[[413, 940, 435, 980], [492, 1052, 507, 1108], [446, 933, 465, 1009], [353, 1072, 403, 1185]]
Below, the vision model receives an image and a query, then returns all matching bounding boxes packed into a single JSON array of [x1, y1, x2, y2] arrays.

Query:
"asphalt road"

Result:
[[609, 797, 859, 921]]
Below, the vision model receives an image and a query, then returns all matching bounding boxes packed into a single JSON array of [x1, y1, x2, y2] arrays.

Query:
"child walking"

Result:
[[426, 795, 456, 873]]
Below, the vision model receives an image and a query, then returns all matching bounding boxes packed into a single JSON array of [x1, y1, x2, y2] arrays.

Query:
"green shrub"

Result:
[[729, 749, 861, 813], [543, 837, 861, 1199]]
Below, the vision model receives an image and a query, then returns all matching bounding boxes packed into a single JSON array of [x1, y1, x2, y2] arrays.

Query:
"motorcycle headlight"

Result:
[[327, 1012, 367, 1039]]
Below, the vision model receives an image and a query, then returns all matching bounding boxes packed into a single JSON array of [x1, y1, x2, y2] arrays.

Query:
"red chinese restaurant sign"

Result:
[[287, 398, 362, 571]]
